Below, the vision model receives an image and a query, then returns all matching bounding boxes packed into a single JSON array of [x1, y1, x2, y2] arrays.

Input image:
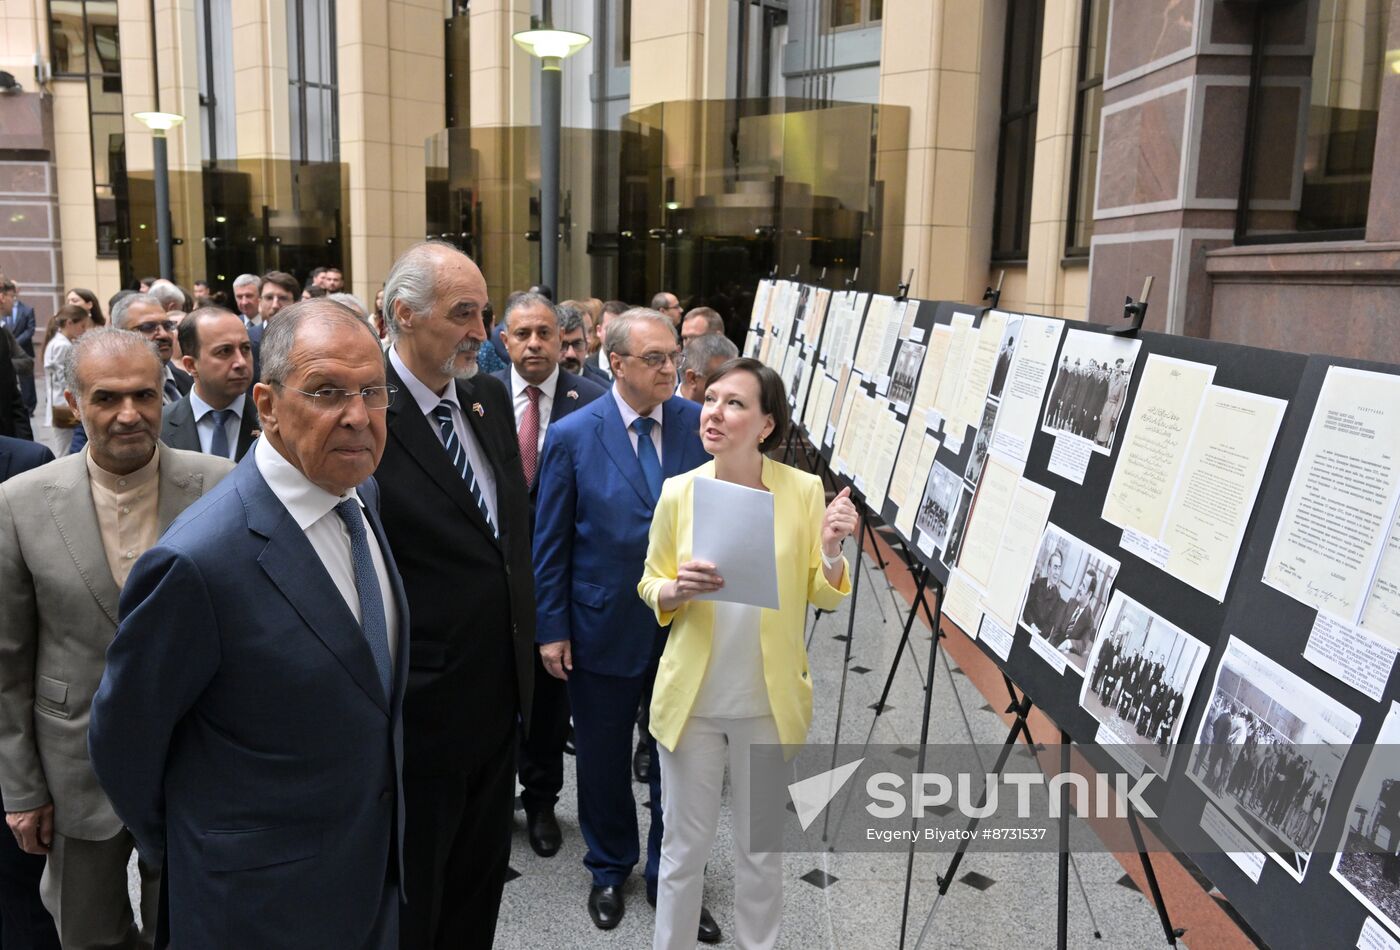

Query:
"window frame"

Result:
[[823, 0, 882, 34], [990, 0, 1044, 263], [1063, 0, 1106, 260], [287, 0, 340, 165]]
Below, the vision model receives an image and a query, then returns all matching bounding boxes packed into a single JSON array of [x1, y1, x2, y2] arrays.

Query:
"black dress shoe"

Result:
[[633, 740, 652, 784], [697, 906, 722, 944], [645, 891, 722, 943], [526, 808, 561, 857], [588, 884, 625, 930]]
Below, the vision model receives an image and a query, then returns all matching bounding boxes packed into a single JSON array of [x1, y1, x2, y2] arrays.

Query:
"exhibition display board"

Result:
[[743, 277, 1400, 950]]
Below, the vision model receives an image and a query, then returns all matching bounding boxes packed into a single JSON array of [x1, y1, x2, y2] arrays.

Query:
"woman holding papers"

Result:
[[639, 357, 857, 950]]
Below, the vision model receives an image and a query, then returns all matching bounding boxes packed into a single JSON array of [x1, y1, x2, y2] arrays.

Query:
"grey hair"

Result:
[[64, 327, 161, 399], [603, 307, 677, 359], [502, 291, 557, 330], [680, 332, 737, 375], [232, 273, 261, 290], [109, 293, 163, 328], [259, 299, 380, 385], [327, 292, 368, 317], [557, 303, 585, 335], [382, 240, 461, 341], [147, 279, 186, 311]]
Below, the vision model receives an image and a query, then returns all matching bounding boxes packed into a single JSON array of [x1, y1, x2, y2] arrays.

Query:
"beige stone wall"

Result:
[[630, 0, 729, 110]]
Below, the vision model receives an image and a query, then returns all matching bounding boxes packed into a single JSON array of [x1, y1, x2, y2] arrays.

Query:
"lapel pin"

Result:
[[249, 429, 262, 440], [566, 389, 578, 400], [472, 403, 485, 417]]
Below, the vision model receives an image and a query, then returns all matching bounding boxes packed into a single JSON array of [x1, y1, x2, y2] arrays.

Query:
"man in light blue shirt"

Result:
[[160, 307, 260, 460]]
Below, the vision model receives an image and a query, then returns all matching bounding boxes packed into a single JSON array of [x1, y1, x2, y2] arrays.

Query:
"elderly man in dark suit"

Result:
[[533, 307, 717, 938], [374, 242, 537, 948], [88, 301, 408, 947], [160, 307, 260, 461], [1, 328, 232, 948], [492, 291, 605, 859]]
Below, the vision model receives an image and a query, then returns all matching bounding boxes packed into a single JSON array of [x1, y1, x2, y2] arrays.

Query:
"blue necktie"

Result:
[[207, 408, 233, 459], [163, 377, 181, 404], [334, 498, 393, 701], [432, 401, 496, 536], [632, 416, 662, 500]]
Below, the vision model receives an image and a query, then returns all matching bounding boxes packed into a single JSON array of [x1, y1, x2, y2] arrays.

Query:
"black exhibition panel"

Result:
[[741, 276, 1400, 950]]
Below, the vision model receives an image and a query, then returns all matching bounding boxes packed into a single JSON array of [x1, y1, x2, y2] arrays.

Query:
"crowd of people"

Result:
[[1193, 698, 1332, 850], [0, 245, 856, 950]]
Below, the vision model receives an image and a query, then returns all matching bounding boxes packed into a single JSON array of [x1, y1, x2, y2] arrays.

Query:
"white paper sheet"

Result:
[[990, 316, 1065, 462], [1304, 611, 1399, 702], [692, 477, 780, 610], [1047, 436, 1092, 484]]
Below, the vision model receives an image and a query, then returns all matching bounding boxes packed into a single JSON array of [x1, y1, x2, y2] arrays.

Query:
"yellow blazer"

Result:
[[638, 456, 851, 753]]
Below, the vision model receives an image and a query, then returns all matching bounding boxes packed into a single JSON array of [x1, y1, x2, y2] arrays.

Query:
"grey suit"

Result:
[[0, 446, 234, 947], [160, 393, 260, 461]]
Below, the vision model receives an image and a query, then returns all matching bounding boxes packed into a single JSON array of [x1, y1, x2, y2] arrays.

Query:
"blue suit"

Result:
[[0, 435, 52, 483], [533, 393, 708, 888], [5, 302, 35, 414], [88, 454, 410, 949]]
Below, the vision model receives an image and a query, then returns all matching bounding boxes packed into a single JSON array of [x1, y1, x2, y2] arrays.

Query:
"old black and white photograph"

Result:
[[915, 461, 963, 554], [1190, 636, 1361, 882], [964, 399, 1000, 487], [889, 339, 924, 409], [1040, 329, 1141, 454], [940, 487, 974, 570], [1080, 592, 1209, 776], [1018, 523, 1121, 676], [1333, 703, 1400, 939], [987, 317, 1021, 401]]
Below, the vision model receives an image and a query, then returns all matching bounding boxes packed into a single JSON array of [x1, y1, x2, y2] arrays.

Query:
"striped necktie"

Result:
[[432, 401, 496, 536]]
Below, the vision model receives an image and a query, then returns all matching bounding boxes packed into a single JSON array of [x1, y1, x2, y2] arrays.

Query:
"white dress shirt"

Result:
[[509, 363, 558, 453], [254, 435, 398, 667], [189, 390, 246, 459], [612, 385, 664, 463], [389, 345, 499, 526]]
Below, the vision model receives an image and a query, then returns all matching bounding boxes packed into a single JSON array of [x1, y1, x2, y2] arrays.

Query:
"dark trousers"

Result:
[[400, 725, 516, 950], [0, 829, 58, 950], [568, 664, 662, 891], [517, 652, 571, 814]]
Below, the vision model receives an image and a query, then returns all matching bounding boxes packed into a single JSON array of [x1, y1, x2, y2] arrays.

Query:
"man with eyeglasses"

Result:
[[534, 307, 716, 938], [110, 293, 192, 406], [374, 242, 537, 948], [88, 301, 409, 947], [558, 303, 609, 387], [650, 292, 684, 330]]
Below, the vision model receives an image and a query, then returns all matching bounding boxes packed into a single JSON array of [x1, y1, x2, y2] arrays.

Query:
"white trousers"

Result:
[[654, 714, 784, 950]]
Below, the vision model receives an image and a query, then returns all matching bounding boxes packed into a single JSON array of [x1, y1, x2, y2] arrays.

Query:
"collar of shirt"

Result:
[[254, 434, 363, 532], [87, 443, 161, 493], [510, 363, 558, 401], [390, 344, 462, 418], [190, 389, 245, 422], [611, 384, 663, 433]]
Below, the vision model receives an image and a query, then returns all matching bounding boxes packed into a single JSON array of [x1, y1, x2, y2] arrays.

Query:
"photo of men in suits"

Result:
[[1040, 331, 1140, 453], [1018, 523, 1120, 675], [88, 302, 408, 947]]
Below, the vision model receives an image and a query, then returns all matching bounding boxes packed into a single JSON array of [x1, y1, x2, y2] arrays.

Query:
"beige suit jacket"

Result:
[[0, 445, 234, 839]]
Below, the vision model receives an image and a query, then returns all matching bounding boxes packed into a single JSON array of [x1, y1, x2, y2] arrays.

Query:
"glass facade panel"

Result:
[[1066, 0, 1107, 255], [992, 0, 1044, 261], [287, 0, 338, 164]]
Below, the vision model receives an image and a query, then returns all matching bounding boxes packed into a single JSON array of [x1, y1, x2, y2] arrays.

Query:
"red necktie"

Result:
[[520, 385, 541, 486]]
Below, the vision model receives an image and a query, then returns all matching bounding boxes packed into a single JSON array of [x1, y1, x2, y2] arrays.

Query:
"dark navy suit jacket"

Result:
[[490, 365, 606, 508], [89, 454, 410, 948], [0, 435, 52, 483], [6, 302, 35, 356], [532, 393, 708, 678]]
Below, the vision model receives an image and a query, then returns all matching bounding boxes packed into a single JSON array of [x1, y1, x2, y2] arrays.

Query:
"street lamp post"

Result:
[[132, 111, 185, 280], [513, 23, 589, 295]]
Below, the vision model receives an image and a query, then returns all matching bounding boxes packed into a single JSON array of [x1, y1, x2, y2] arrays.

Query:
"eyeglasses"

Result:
[[617, 349, 680, 369], [560, 339, 589, 352], [279, 383, 399, 412], [131, 320, 177, 335]]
